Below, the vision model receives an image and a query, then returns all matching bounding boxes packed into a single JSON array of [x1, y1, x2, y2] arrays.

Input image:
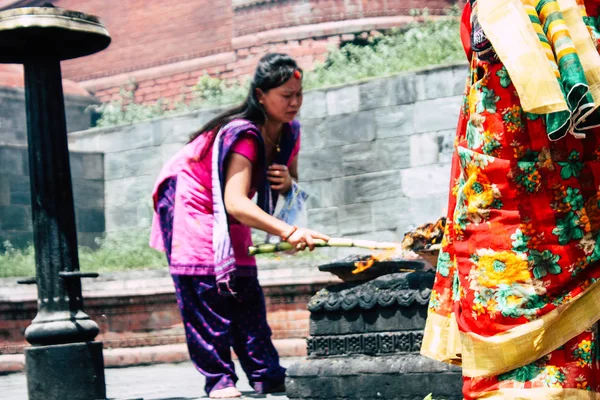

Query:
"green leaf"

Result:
[[496, 67, 512, 88], [480, 87, 500, 113]]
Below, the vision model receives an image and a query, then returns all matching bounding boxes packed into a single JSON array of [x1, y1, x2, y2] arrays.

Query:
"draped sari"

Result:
[[422, 0, 600, 398]]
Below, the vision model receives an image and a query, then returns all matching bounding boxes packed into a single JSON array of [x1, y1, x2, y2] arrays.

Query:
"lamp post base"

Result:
[[25, 342, 106, 400]]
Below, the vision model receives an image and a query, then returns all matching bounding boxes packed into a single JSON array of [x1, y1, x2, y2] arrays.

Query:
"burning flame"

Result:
[[351, 247, 401, 275], [351, 216, 447, 275]]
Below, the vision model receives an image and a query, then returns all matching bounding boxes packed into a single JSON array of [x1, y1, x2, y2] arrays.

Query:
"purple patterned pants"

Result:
[[171, 275, 286, 395], [157, 177, 285, 395]]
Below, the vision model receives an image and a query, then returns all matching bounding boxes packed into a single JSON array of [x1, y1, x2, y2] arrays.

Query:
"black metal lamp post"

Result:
[[0, 7, 110, 400]]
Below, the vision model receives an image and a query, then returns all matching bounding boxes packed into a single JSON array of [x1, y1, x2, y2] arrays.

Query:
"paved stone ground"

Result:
[[0, 358, 297, 400]]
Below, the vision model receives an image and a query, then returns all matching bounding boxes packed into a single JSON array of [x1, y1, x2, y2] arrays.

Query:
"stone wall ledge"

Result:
[[0, 258, 340, 303]]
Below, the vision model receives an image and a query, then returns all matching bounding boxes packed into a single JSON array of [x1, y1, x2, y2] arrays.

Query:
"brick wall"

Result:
[[81, 14, 449, 106], [56, 0, 234, 82], [232, 0, 455, 36], [39, 0, 459, 107], [89, 35, 336, 106], [0, 266, 330, 353]]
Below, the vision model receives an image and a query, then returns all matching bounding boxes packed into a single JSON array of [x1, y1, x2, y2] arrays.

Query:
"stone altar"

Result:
[[286, 257, 462, 400]]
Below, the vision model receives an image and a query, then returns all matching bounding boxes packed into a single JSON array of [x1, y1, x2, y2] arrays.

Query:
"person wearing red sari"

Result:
[[422, 0, 600, 398]]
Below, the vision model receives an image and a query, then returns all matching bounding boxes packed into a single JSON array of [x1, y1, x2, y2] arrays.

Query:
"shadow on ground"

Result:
[[151, 391, 286, 400]]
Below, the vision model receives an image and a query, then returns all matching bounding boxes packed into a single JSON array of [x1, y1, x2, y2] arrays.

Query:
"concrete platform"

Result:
[[0, 358, 299, 400]]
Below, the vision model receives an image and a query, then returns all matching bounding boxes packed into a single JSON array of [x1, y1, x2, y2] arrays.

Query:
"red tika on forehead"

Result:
[[293, 69, 302, 80]]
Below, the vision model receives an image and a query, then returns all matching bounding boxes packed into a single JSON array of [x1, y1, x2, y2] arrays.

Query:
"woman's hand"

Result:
[[285, 228, 330, 251], [267, 164, 293, 193]]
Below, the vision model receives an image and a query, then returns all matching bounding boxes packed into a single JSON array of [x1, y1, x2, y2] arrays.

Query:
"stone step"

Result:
[[0, 337, 307, 374]]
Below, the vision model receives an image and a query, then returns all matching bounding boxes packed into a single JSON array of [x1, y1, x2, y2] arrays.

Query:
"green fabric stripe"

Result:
[[513, 0, 597, 141], [537, 32, 551, 45], [535, 0, 552, 14], [543, 12, 565, 34], [528, 13, 543, 26], [583, 16, 600, 42], [546, 110, 571, 140]]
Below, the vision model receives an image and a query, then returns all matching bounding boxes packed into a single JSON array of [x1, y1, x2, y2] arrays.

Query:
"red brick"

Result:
[[104, 86, 121, 95], [236, 48, 250, 57], [167, 81, 184, 89], [219, 71, 236, 80], [138, 79, 156, 88], [171, 72, 190, 82], [156, 76, 172, 84], [144, 92, 161, 102], [136, 85, 160, 95], [190, 70, 206, 78], [160, 88, 182, 98], [181, 85, 195, 93]]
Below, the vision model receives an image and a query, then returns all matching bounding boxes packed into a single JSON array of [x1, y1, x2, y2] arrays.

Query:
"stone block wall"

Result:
[[0, 86, 98, 145], [300, 63, 466, 244], [0, 145, 105, 250], [68, 110, 221, 232], [67, 63, 468, 244]]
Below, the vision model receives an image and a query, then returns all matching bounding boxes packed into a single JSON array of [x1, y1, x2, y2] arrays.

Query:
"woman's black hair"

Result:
[[189, 53, 302, 148]]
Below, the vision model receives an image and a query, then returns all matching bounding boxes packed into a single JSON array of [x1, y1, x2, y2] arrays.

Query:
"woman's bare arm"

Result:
[[224, 153, 291, 237]]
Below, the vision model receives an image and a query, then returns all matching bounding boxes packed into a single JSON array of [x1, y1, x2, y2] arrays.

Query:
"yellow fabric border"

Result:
[[421, 311, 462, 365], [477, 0, 568, 114], [478, 388, 600, 399], [460, 278, 600, 377]]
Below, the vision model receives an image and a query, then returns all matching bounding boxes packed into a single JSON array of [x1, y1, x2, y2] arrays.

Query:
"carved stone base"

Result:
[[288, 270, 463, 399], [286, 354, 462, 400], [307, 331, 424, 357]]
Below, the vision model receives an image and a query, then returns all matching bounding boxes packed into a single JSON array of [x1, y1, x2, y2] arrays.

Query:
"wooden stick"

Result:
[[248, 238, 398, 256]]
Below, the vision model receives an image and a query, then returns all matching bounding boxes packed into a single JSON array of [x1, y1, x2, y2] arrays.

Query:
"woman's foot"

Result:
[[209, 386, 242, 398]]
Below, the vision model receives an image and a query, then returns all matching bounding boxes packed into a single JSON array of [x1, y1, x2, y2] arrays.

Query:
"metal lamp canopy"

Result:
[[0, 6, 110, 63]]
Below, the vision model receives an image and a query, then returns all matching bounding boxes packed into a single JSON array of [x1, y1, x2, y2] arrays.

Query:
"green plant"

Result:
[[0, 230, 167, 278], [0, 229, 328, 278], [91, 85, 189, 128], [191, 74, 248, 107], [0, 240, 36, 278], [77, 229, 167, 273], [303, 10, 462, 89]]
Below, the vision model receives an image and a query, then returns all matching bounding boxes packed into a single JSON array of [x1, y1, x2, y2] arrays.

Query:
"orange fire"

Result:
[[351, 247, 401, 275]]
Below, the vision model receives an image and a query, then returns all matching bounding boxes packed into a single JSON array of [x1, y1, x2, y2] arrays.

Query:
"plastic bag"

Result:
[[266, 181, 309, 244]]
